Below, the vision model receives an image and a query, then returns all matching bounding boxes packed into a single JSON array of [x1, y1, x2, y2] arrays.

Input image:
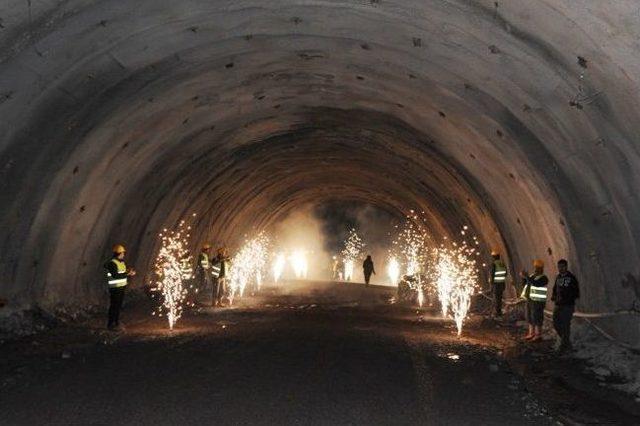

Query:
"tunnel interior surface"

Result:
[[1, 1, 639, 343]]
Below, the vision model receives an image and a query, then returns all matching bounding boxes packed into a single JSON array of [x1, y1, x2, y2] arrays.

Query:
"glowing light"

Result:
[[389, 215, 430, 301], [341, 229, 364, 282], [417, 287, 424, 307], [228, 233, 270, 304], [433, 236, 479, 336], [272, 253, 286, 283], [290, 250, 308, 279], [387, 257, 400, 285], [152, 220, 193, 330]]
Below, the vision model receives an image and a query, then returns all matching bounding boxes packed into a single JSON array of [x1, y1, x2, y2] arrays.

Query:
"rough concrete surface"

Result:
[[1, 1, 639, 344]]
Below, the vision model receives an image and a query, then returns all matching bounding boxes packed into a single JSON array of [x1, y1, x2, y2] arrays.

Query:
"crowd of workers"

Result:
[[490, 251, 580, 353], [103, 243, 581, 352]]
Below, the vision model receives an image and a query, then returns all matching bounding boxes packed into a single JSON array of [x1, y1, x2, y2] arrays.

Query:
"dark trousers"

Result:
[[108, 286, 126, 327], [553, 304, 575, 349], [364, 272, 372, 285], [493, 282, 505, 315], [213, 278, 226, 305]]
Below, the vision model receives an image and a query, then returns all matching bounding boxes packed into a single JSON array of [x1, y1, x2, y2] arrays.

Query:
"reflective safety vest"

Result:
[[199, 253, 210, 269], [521, 274, 548, 302], [493, 260, 507, 283], [211, 262, 221, 278], [107, 259, 128, 288]]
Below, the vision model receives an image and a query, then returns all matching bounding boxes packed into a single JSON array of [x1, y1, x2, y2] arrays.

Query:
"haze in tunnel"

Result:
[[1, 0, 639, 345]]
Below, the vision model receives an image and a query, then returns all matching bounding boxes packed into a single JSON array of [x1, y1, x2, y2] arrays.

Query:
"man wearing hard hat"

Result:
[[104, 244, 136, 330], [520, 259, 549, 342], [490, 250, 508, 317]]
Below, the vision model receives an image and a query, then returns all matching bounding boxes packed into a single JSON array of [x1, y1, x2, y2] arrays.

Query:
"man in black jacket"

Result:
[[551, 259, 580, 352]]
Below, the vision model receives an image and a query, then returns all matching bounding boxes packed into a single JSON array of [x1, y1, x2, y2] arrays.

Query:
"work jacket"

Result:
[[198, 252, 210, 270], [521, 273, 548, 302], [491, 260, 507, 285], [212, 255, 229, 278], [105, 258, 128, 288], [552, 272, 580, 306]]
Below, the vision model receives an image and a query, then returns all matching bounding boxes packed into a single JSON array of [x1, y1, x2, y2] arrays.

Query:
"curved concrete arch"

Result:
[[1, 0, 639, 343]]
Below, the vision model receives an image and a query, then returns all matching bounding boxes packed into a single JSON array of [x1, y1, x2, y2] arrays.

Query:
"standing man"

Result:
[[104, 244, 136, 331], [520, 259, 548, 342], [490, 251, 508, 317], [363, 255, 376, 286], [212, 247, 230, 307], [552, 259, 580, 352], [196, 243, 212, 303]]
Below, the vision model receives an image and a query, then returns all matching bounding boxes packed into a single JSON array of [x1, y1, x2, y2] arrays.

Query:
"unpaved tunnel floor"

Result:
[[1, 283, 637, 425]]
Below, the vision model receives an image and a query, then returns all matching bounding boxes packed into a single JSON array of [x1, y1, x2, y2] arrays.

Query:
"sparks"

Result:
[[387, 256, 400, 285], [341, 229, 364, 281], [433, 234, 479, 335], [152, 220, 193, 330], [227, 233, 270, 304]]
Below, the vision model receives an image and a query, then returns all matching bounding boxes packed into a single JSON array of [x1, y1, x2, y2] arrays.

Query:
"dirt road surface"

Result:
[[1, 282, 638, 425]]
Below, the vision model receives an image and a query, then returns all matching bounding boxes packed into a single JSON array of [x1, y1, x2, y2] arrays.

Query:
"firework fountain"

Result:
[[289, 250, 309, 279], [341, 228, 364, 281], [389, 213, 430, 305], [272, 253, 286, 283], [387, 256, 400, 285], [433, 228, 480, 335], [227, 233, 270, 305], [152, 219, 194, 330]]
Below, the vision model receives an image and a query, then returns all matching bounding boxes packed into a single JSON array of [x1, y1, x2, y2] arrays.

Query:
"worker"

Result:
[[104, 244, 136, 331], [363, 255, 376, 286], [551, 259, 580, 352], [490, 251, 508, 317], [195, 243, 212, 303], [212, 247, 230, 307], [520, 259, 548, 341]]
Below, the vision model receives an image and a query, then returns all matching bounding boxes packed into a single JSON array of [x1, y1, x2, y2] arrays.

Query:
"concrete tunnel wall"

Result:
[[0, 0, 639, 343]]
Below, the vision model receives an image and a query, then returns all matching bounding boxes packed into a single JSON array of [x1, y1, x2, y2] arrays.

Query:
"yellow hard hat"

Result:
[[217, 247, 226, 254], [533, 259, 544, 268], [112, 244, 126, 254], [202, 243, 211, 250]]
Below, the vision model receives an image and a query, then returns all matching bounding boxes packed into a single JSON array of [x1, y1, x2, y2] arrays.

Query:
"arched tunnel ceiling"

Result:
[[1, 1, 640, 341]]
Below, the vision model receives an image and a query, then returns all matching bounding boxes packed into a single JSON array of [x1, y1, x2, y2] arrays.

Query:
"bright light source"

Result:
[[290, 250, 308, 279], [272, 253, 286, 283]]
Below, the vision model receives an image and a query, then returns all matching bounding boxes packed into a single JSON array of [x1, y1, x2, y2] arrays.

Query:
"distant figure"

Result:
[[552, 259, 580, 353], [490, 250, 508, 317], [363, 255, 376, 286], [520, 259, 548, 342]]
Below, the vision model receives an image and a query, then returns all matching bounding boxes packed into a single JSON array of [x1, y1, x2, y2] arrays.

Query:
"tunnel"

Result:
[[1, 0, 640, 349]]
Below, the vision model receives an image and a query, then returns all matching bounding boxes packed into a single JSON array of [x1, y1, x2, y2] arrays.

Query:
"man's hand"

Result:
[[520, 270, 528, 278], [127, 268, 137, 277]]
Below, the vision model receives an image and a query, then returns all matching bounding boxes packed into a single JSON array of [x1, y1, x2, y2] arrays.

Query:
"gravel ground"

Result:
[[0, 283, 637, 425]]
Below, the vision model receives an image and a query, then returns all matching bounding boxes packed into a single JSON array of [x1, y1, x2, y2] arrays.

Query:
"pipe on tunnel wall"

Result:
[[0, 0, 639, 344]]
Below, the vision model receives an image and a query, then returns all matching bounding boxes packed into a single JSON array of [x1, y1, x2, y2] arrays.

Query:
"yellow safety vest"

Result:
[[521, 274, 547, 302], [493, 260, 507, 283], [107, 259, 128, 288]]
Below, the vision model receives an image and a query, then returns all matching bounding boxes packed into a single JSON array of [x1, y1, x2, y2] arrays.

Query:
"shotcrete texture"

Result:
[[0, 1, 639, 343]]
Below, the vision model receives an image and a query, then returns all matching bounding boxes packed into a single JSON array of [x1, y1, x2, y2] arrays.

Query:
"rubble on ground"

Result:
[[572, 322, 640, 399]]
